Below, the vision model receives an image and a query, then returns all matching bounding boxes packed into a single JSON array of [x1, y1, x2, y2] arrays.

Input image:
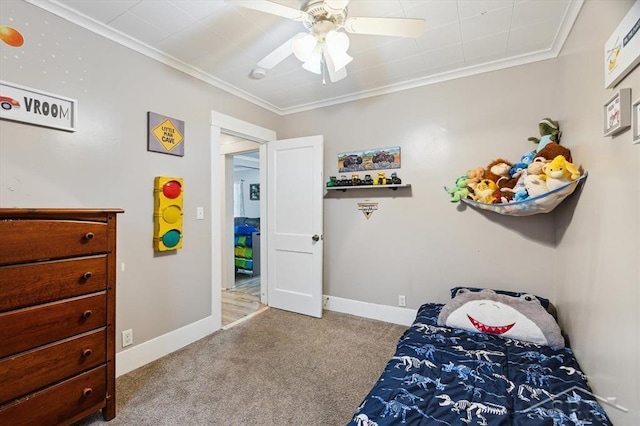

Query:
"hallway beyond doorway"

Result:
[[222, 274, 263, 327]]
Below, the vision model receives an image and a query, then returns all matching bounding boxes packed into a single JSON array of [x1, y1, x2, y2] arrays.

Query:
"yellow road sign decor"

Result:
[[147, 111, 185, 157], [357, 201, 378, 220]]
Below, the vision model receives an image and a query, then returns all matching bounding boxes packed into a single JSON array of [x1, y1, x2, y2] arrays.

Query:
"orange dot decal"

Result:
[[0, 26, 24, 47]]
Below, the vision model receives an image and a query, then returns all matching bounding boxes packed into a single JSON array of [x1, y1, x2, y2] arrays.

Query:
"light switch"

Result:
[[197, 207, 204, 220]]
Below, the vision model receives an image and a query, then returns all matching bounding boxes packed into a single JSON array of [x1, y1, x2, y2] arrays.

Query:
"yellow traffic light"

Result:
[[153, 176, 183, 251]]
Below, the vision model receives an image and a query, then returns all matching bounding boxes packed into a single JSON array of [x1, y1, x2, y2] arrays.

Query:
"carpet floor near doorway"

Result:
[[75, 308, 407, 426]]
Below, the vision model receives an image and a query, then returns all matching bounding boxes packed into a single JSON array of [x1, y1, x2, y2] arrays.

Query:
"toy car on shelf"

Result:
[[326, 176, 338, 187], [337, 175, 352, 186], [389, 172, 402, 185], [363, 174, 373, 185], [373, 172, 387, 185]]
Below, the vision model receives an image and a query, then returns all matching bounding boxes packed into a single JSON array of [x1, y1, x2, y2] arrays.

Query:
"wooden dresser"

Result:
[[0, 208, 123, 425]]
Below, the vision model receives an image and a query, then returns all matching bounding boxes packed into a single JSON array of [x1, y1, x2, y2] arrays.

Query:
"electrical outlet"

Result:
[[398, 295, 406, 307], [122, 329, 133, 347]]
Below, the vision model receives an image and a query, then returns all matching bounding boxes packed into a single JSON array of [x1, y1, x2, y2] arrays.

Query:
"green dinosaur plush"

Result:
[[447, 175, 470, 202], [528, 118, 561, 152]]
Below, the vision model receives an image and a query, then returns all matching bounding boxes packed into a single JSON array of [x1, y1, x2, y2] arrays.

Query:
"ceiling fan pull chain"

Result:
[[321, 54, 326, 85]]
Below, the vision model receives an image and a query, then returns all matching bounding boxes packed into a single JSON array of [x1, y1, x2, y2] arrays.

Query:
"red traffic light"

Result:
[[162, 180, 182, 199]]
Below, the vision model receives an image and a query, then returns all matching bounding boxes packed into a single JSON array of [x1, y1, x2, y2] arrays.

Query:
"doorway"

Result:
[[220, 135, 267, 327]]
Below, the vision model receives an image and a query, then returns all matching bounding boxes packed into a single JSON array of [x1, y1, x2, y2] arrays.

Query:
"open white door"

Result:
[[267, 135, 324, 318]]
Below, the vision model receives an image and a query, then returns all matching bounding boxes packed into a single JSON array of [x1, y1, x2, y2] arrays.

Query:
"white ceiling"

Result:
[[36, 0, 583, 114]]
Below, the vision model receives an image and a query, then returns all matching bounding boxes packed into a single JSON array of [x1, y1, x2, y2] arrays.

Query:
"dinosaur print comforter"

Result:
[[348, 303, 612, 426]]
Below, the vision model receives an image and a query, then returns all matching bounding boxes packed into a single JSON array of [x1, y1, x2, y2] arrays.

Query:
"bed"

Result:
[[348, 288, 612, 425]]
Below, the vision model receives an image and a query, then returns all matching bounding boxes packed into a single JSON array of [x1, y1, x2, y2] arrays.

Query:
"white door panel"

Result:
[[267, 135, 323, 318]]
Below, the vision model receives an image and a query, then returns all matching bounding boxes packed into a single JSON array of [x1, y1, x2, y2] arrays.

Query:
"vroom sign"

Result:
[[0, 80, 77, 132]]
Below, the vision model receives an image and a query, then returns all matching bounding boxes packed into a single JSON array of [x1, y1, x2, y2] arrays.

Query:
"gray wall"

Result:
[[280, 1, 639, 423], [0, 1, 280, 348], [233, 168, 261, 218], [1, 0, 638, 423]]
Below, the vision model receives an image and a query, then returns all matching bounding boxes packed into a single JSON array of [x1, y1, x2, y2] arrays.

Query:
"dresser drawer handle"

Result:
[[83, 271, 93, 280], [82, 310, 93, 319], [83, 388, 93, 397], [84, 232, 95, 240], [83, 348, 92, 357]]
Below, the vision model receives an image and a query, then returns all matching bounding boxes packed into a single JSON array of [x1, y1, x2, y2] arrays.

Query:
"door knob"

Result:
[[312, 234, 320, 242]]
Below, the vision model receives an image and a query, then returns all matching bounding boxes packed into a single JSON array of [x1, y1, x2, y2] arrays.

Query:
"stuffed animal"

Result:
[[501, 170, 530, 202], [527, 157, 548, 175], [528, 118, 561, 152], [484, 158, 513, 183], [522, 174, 549, 198], [448, 176, 470, 202], [535, 142, 572, 163], [470, 179, 499, 204], [509, 150, 536, 178], [540, 155, 581, 191], [496, 174, 521, 202], [465, 167, 484, 191]]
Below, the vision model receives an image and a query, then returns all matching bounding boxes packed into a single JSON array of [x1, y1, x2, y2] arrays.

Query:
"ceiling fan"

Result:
[[233, 0, 426, 83]]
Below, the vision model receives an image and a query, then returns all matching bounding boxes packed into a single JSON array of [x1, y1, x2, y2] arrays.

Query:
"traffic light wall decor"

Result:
[[154, 176, 183, 251]]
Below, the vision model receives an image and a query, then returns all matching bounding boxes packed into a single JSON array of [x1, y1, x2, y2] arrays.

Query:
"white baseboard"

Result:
[[116, 315, 217, 377], [323, 295, 417, 326]]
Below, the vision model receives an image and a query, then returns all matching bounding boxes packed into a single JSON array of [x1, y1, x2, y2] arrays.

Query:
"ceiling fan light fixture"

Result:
[[329, 51, 352, 72], [325, 30, 349, 53], [302, 52, 322, 74], [292, 32, 318, 62]]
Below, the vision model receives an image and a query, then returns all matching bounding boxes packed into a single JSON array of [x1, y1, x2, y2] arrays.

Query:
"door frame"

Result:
[[210, 111, 276, 329]]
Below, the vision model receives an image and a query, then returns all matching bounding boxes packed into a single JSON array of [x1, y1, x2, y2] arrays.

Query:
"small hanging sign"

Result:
[[357, 201, 378, 219], [148, 111, 184, 156]]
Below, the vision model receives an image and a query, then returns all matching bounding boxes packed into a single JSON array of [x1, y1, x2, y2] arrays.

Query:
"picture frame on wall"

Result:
[[604, 0, 640, 88], [603, 88, 631, 137], [633, 97, 640, 144], [249, 183, 260, 200]]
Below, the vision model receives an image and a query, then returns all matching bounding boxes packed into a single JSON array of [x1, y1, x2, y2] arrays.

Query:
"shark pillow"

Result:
[[437, 289, 564, 348], [449, 286, 551, 311]]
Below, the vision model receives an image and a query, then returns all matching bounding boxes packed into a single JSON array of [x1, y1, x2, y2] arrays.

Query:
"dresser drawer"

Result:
[[0, 329, 106, 405], [0, 293, 106, 358], [0, 256, 107, 312], [0, 366, 106, 426], [0, 219, 108, 266]]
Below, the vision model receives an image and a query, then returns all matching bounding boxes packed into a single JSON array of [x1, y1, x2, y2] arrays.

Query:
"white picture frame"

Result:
[[604, 1, 640, 88], [603, 88, 631, 137], [633, 97, 640, 144]]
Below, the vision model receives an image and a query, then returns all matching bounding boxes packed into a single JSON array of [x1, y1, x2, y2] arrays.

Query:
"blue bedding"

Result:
[[348, 303, 612, 425]]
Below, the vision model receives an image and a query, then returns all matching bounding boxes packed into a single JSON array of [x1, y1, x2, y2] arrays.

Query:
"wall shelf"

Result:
[[326, 183, 411, 192]]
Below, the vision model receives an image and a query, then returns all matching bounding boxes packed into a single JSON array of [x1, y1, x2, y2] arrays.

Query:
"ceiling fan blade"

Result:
[[323, 0, 350, 14], [233, 1, 310, 21], [257, 35, 296, 69], [344, 17, 426, 38]]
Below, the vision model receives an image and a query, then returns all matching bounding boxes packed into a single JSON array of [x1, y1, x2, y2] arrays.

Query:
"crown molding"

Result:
[[26, 0, 583, 116], [25, 0, 282, 115], [280, 0, 584, 115]]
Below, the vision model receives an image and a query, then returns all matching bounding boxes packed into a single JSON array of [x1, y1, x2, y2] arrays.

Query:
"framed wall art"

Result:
[[633, 97, 640, 144], [148, 111, 185, 156], [603, 88, 631, 137], [338, 146, 401, 172], [249, 183, 260, 200], [604, 1, 640, 88]]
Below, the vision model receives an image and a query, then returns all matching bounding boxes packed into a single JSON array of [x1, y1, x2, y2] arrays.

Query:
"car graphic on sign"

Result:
[[0, 96, 20, 110]]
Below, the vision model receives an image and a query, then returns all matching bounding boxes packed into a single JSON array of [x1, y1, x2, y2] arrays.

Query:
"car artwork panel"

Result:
[[338, 146, 401, 172]]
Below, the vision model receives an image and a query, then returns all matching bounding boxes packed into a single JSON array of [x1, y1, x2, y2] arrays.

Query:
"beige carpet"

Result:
[[75, 308, 408, 426]]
